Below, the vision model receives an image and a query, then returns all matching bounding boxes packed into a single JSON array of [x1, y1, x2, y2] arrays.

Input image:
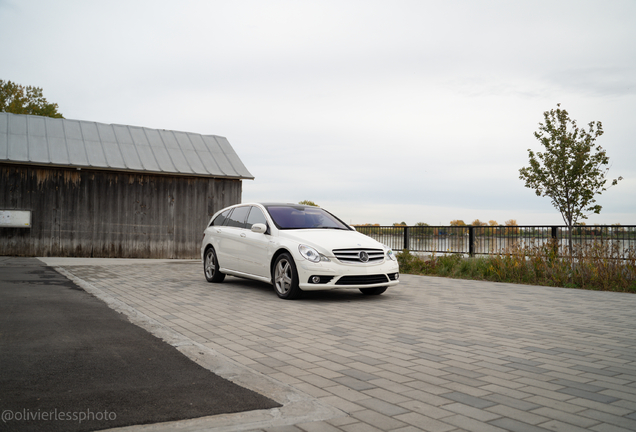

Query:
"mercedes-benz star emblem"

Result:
[[359, 251, 369, 263]]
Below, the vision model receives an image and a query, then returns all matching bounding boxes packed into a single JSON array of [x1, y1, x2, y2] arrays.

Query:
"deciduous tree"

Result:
[[0, 80, 64, 118], [519, 104, 622, 251], [298, 200, 318, 207]]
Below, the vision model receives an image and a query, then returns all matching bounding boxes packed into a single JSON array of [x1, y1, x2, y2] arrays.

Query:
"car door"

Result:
[[214, 206, 250, 271], [240, 206, 271, 278], [208, 208, 233, 269]]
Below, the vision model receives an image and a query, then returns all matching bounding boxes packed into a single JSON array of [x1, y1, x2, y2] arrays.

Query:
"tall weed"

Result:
[[397, 241, 636, 292]]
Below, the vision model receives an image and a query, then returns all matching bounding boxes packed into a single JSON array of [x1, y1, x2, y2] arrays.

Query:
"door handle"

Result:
[[240, 233, 246, 237]]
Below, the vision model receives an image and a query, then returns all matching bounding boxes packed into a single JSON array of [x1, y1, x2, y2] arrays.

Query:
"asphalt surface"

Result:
[[0, 257, 280, 432]]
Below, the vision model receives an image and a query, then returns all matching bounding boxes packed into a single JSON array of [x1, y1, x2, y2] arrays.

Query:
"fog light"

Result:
[[396, 273, 399, 280], [311, 276, 321, 284]]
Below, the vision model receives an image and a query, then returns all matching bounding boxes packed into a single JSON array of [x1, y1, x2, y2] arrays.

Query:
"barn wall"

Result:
[[0, 164, 242, 258]]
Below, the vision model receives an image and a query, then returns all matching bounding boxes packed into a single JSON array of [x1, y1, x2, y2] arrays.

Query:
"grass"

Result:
[[397, 240, 636, 293]]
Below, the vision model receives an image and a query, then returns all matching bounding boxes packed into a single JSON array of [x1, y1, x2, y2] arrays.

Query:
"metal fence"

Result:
[[355, 225, 636, 259]]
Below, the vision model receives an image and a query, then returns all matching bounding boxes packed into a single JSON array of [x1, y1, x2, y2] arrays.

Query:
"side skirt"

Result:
[[219, 268, 272, 285]]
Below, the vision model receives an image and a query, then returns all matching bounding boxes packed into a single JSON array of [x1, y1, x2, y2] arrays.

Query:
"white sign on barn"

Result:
[[0, 210, 31, 228]]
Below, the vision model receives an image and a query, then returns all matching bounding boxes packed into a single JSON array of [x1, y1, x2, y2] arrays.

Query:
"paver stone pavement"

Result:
[[26, 258, 636, 431]]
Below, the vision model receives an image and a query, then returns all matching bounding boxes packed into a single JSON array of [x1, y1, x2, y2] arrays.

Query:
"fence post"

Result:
[[403, 226, 409, 251], [550, 226, 559, 255], [469, 226, 474, 257]]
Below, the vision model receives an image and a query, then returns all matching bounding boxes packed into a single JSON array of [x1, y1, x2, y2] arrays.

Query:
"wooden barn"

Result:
[[0, 112, 253, 258]]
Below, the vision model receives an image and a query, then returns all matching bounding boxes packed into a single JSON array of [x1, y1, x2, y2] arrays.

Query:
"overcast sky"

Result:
[[2, 0, 634, 225]]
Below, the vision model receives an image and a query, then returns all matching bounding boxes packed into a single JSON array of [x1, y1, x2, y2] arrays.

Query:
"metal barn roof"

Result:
[[0, 112, 253, 179]]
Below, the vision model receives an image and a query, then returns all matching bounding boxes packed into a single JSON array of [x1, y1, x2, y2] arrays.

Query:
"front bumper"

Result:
[[296, 259, 400, 291]]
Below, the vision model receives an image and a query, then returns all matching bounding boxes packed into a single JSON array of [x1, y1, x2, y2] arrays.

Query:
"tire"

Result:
[[204, 247, 225, 283], [359, 286, 387, 295], [273, 253, 302, 299]]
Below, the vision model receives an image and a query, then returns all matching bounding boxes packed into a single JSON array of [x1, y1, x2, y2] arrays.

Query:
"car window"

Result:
[[265, 205, 350, 230], [225, 206, 250, 228], [245, 207, 268, 230], [211, 209, 232, 226]]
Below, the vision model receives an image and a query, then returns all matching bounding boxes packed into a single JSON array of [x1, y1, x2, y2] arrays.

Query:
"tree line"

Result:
[[354, 220, 520, 227]]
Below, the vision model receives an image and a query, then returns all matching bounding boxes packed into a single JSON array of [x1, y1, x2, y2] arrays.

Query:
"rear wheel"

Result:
[[360, 286, 387, 295], [273, 253, 302, 299], [204, 247, 225, 283]]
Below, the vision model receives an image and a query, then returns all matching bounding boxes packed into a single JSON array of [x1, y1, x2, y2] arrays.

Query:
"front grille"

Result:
[[335, 274, 389, 285], [333, 248, 384, 263]]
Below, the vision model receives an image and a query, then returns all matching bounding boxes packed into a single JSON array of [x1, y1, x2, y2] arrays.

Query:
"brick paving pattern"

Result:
[[57, 261, 636, 432]]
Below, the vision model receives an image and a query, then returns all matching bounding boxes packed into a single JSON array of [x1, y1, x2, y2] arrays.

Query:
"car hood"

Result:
[[278, 229, 386, 255]]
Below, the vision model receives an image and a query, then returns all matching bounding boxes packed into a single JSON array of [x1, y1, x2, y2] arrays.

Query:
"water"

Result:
[[361, 232, 635, 258]]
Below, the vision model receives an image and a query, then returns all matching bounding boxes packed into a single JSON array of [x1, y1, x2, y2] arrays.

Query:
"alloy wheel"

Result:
[[275, 259, 292, 295]]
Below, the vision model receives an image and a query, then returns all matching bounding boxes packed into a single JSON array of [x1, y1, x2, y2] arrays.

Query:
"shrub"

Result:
[[396, 241, 636, 292], [397, 250, 437, 275]]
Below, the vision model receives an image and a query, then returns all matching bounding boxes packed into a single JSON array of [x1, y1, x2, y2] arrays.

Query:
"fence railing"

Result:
[[354, 225, 636, 259]]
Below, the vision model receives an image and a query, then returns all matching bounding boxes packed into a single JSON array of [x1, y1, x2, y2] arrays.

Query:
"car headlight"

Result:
[[298, 244, 330, 263], [386, 247, 397, 261]]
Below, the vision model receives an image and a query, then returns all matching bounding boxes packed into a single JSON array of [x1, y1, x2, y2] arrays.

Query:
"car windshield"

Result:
[[265, 205, 350, 230]]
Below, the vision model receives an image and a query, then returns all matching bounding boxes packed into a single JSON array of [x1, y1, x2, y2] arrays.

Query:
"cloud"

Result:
[[545, 67, 636, 97], [1, 0, 634, 225]]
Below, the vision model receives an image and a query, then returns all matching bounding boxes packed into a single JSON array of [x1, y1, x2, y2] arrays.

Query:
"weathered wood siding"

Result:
[[0, 164, 242, 258]]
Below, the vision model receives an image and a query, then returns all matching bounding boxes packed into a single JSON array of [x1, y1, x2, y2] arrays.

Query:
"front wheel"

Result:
[[204, 247, 225, 283], [360, 286, 387, 295], [273, 253, 302, 299]]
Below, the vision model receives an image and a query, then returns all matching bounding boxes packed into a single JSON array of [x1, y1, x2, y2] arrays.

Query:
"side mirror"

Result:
[[251, 223, 267, 234]]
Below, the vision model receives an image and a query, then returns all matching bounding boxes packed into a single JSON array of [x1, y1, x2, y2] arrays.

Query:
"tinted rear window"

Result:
[[225, 206, 250, 228], [211, 209, 232, 226]]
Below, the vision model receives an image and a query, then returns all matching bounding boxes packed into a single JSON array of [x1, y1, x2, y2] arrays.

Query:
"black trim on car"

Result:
[[335, 274, 389, 285]]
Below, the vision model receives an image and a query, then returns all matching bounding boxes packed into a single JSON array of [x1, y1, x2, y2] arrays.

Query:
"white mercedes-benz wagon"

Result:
[[201, 203, 399, 299]]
